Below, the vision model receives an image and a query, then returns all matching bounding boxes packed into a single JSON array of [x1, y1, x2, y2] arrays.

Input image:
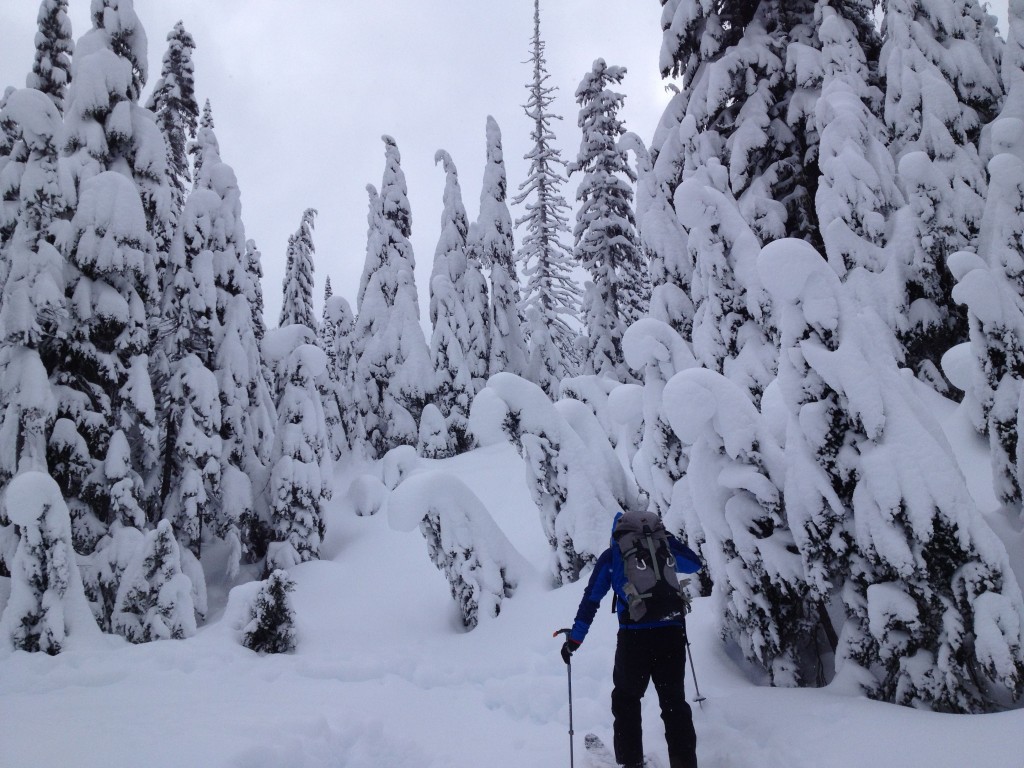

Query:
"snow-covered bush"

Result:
[[241, 569, 296, 654], [111, 519, 197, 643], [79, 521, 144, 631], [348, 474, 388, 517], [389, 472, 525, 629], [418, 403, 453, 460], [0, 471, 99, 653], [469, 372, 621, 585], [382, 444, 419, 491]]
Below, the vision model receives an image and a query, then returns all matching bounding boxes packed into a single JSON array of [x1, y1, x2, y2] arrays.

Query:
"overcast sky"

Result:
[[0, 0, 676, 325], [0, 0, 1013, 326]]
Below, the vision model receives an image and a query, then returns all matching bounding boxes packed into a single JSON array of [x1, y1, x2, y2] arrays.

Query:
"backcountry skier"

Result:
[[561, 510, 703, 768]]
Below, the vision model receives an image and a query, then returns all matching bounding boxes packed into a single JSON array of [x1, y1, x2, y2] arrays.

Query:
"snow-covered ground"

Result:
[[2, 437, 1024, 768]]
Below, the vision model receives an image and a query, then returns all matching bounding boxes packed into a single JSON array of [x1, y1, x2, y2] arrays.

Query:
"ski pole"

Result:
[[553, 628, 575, 768], [685, 636, 706, 707]]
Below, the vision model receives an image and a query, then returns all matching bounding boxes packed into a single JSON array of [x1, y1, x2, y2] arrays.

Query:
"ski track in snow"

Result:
[[2, 444, 1024, 767]]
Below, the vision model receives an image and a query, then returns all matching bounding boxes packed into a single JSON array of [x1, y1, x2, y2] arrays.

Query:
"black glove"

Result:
[[561, 638, 581, 664]]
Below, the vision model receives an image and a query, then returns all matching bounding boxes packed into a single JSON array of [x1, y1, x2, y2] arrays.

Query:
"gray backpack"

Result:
[[611, 510, 689, 623]]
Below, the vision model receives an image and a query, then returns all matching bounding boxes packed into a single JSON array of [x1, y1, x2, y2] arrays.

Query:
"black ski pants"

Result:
[[611, 625, 697, 768]]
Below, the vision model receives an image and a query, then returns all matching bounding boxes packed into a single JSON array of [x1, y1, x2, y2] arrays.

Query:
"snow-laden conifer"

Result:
[[390, 472, 527, 628], [0, 471, 100, 653], [318, 285, 352, 462], [571, 60, 643, 382], [350, 138, 431, 457], [620, 132, 693, 338], [244, 239, 267, 343], [146, 21, 198, 225], [622, 318, 697, 522], [664, 368, 815, 687], [469, 373, 624, 585], [185, 117, 273, 567], [430, 151, 474, 453], [0, 89, 67, 488], [111, 518, 196, 642], [462, 225, 491, 396], [513, 0, 580, 393], [677, 163, 776, 404], [951, 3, 1024, 508], [807, 4, 906, 338], [428, 274, 472, 457], [55, 170, 158, 551], [241, 568, 296, 654], [27, 0, 74, 113], [656, 0, 817, 246], [264, 337, 330, 571], [881, 0, 1001, 387], [55, 0, 165, 548], [279, 208, 318, 331], [761, 238, 1024, 711], [476, 118, 528, 379]]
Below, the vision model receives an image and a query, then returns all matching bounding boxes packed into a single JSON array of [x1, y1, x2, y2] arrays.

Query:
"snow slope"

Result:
[[1, 437, 1023, 768]]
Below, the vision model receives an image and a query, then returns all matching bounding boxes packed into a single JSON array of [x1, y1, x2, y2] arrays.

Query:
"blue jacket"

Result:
[[569, 533, 702, 645]]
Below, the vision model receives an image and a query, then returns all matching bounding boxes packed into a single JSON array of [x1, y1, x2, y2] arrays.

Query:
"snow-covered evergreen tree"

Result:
[[279, 208, 318, 331], [571, 60, 643, 381], [620, 132, 693, 338], [0, 471, 100, 654], [513, 0, 580, 394], [54, 0, 165, 550], [463, 224, 492, 396], [476, 118, 528, 379], [430, 151, 474, 453], [622, 318, 697, 522], [265, 339, 330, 571], [804, 3, 905, 337], [0, 88, 67, 488], [663, 367, 815, 687], [350, 138, 431, 458], [27, 0, 74, 113], [221, 293, 276, 565], [655, 0, 818, 247], [161, 360, 221, 557], [241, 568, 296, 654], [881, 0, 1001, 388], [0, 88, 28, 267], [761, 238, 1024, 711], [146, 21, 197, 226], [318, 284, 351, 462], [244, 239, 267, 343], [677, 164, 776, 404], [951, 4, 1024, 507], [111, 518, 197, 643], [428, 274, 472, 457]]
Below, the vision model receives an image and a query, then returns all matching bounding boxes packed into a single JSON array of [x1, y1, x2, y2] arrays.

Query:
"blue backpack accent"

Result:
[[610, 510, 690, 624]]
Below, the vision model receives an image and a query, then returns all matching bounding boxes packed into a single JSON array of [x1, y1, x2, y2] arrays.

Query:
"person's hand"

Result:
[[561, 638, 581, 664]]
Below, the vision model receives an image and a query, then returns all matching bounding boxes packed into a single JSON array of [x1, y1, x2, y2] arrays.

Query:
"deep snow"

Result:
[[1, 437, 1023, 768]]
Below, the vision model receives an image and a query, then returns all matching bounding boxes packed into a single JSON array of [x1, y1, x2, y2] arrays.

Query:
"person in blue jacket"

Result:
[[561, 512, 703, 768]]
